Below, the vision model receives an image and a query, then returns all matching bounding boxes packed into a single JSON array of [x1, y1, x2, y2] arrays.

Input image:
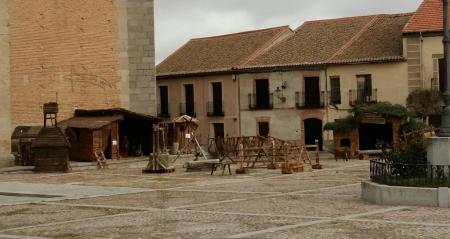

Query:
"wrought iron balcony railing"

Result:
[[180, 103, 196, 117], [157, 104, 170, 118], [295, 91, 325, 109], [349, 89, 377, 106], [248, 93, 273, 110], [206, 101, 225, 117]]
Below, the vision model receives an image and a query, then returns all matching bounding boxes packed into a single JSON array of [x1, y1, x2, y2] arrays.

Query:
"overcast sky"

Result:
[[154, 0, 423, 64]]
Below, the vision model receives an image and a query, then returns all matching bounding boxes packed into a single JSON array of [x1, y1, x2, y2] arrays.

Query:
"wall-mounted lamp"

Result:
[[232, 74, 237, 82], [274, 81, 287, 102]]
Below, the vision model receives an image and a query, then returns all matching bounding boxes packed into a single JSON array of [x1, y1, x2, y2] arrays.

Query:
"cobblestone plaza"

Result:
[[0, 159, 448, 238]]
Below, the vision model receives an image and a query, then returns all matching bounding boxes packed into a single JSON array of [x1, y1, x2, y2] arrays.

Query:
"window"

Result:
[[183, 84, 195, 116], [258, 122, 270, 137], [356, 74, 372, 102], [208, 82, 224, 116], [330, 76, 341, 104], [350, 74, 376, 105], [432, 54, 443, 91], [304, 77, 321, 107], [249, 79, 272, 109], [158, 86, 169, 117], [357, 75, 372, 93]]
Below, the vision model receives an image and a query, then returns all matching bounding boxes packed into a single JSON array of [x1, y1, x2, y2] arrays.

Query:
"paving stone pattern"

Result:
[[0, 159, 449, 238]]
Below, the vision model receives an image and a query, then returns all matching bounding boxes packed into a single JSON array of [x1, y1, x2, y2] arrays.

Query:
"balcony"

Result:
[[328, 90, 341, 105], [349, 89, 377, 106], [295, 91, 325, 109], [248, 93, 273, 110], [180, 103, 196, 117], [207, 101, 225, 117], [157, 104, 170, 118]]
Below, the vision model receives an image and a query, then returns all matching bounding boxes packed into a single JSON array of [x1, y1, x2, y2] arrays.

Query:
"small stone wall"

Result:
[[361, 181, 450, 208]]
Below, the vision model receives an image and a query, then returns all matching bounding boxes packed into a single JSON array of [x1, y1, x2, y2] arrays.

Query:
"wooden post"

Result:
[[153, 125, 159, 171], [315, 139, 319, 165], [235, 143, 248, 174], [312, 139, 323, 169], [282, 143, 292, 174]]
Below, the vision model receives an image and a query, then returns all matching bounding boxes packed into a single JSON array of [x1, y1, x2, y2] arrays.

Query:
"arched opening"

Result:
[[303, 118, 323, 150], [340, 138, 351, 148]]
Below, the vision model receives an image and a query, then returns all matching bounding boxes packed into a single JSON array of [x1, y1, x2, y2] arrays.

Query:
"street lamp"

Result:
[[440, 0, 450, 136]]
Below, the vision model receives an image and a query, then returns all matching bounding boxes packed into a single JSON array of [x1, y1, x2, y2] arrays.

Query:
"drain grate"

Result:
[[0, 192, 62, 198]]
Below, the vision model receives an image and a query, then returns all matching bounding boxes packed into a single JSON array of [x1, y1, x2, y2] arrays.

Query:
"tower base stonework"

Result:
[[0, 0, 13, 165], [117, 0, 156, 116], [427, 137, 450, 166], [0, 0, 156, 167]]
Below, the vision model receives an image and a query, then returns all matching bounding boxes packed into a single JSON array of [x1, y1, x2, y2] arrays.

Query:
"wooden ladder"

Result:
[[94, 152, 108, 169]]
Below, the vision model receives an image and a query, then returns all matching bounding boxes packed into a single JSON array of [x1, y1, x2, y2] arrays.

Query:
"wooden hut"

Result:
[[32, 127, 71, 172], [74, 108, 161, 156], [326, 103, 411, 159], [11, 126, 42, 166], [171, 115, 199, 154], [330, 113, 405, 158], [59, 116, 123, 162]]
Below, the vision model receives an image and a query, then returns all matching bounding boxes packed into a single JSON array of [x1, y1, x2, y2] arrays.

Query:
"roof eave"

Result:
[[156, 68, 235, 79], [158, 57, 405, 77], [238, 57, 405, 73], [327, 56, 406, 65], [237, 63, 326, 73], [403, 29, 444, 36]]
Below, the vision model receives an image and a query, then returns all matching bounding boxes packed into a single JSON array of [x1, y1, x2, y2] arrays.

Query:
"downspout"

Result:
[[233, 70, 241, 138], [324, 66, 330, 148], [419, 31, 429, 123], [419, 32, 424, 88]]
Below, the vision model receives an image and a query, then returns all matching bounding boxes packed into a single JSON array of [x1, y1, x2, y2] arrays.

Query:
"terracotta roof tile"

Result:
[[246, 14, 411, 68], [245, 15, 376, 66], [158, 13, 412, 75], [333, 14, 412, 61], [156, 26, 292, 75], [404, 0, 447, 33]]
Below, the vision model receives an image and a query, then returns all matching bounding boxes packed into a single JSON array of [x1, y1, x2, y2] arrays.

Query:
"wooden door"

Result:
[[213, 123, 224, 139], [258, 122, 270, 137], [19, 141, 33, 166], [304, 118, 323, 150]]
